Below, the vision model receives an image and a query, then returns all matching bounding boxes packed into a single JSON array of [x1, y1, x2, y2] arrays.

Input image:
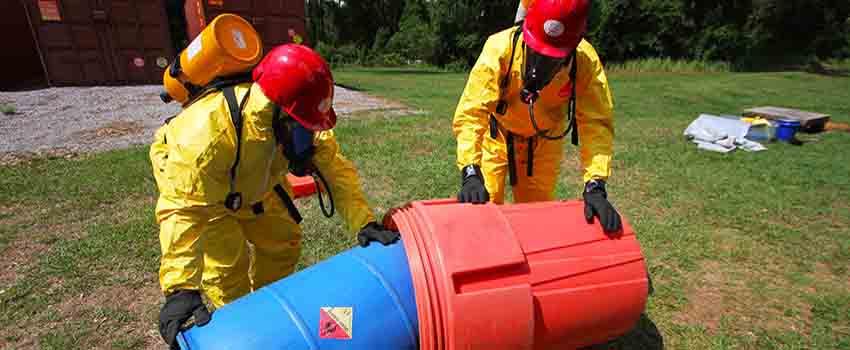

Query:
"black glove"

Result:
[[583, 180, 623, 234], [159, 290, 211, 350], [458, 164, 489, 204], [357, 222, 401, 247]]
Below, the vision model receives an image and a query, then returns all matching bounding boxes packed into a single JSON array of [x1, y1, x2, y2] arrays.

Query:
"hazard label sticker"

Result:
[[231, 29, 247, 49], [187, 36, 202, 61], [319, 307, 353, 339], [38, 0, 61, 21]]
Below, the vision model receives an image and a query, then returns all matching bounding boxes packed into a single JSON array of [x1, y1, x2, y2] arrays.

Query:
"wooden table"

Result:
[[743, 106, 831, 132]]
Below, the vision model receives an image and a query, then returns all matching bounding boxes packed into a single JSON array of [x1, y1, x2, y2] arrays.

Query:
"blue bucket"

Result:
[[775, 120, 801, 142], [177, 242, 419, 350]]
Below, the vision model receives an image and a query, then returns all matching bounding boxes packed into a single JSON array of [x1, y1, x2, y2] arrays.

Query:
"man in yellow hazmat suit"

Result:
[[454, 0, 622, 233], [150, 44, 399, 349]]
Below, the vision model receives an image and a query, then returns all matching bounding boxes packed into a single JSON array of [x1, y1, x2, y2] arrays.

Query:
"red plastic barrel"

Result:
[[287, 173, 317, 198], [384, 199, 649, 350]]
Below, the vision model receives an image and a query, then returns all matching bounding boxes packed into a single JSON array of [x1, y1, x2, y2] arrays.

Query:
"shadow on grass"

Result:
[[806, 66, 850, 77], [582, 313, 665, 350]]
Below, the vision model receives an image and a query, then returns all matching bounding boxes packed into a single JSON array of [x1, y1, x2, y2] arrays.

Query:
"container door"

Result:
[[28, 0, 116, 85], [251, 0, 307, 52], [102, 0, 173, 84], [0, 0, 47, 90]]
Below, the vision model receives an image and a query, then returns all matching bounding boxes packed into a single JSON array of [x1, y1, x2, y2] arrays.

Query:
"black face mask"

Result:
[[274, 107, 317, 177], [520, 46, 566, 104]]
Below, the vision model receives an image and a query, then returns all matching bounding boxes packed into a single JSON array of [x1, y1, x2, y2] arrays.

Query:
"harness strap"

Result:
[[506, 132, 517, 186], [490, 115, 537, 185], [501, 27, 523, 90], [568, 52, 579, 146], [525, 137, 535, 177], [222, 87, 251, 210], [489, 112, 499, 139], [494, 27, 524, 116], [274, 184, 303, 224], [222, 87, 246, 210], [251, 202, 265, 215]]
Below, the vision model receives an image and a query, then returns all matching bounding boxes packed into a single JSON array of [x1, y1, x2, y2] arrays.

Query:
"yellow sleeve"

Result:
[[157, 205, 209, 295], [311, 130, 376, 234], [452, 31, 509, 169], [575, 41, 615, 183], [150, 124, 170, 190]]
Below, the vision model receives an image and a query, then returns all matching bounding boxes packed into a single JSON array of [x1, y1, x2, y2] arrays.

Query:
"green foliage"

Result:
[[370, 52, 407, 67], [429, 0, 517, 66], [384, 1, 437, 62], [606, 58, 732, 74], [306, 0, 850, 70], [1, 103, 15, 115], [315, 42, 365, 66], [444, 59, 471, 73]]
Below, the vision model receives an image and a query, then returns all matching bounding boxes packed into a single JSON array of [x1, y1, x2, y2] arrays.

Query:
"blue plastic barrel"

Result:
[[177, 242, 419, 350], [775, 119, 801, 142]]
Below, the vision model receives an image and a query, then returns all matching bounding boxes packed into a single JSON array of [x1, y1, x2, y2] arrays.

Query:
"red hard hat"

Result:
[[253, 44, 337, 131], [522, 0, 590, 58]]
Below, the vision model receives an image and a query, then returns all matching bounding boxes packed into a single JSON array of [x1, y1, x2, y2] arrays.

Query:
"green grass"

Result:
[[606, 58, 732, 74], [1, 67, 849, 349], [0, 103, 14, 115]]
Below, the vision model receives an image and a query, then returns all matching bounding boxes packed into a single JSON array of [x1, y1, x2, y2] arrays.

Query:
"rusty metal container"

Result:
[[24, 0, 175, 85], [184, 0, 307, 54], [1, 0, 47, 90]]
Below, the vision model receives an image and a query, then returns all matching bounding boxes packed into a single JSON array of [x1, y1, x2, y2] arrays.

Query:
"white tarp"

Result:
[[684, 114, 767, 153]]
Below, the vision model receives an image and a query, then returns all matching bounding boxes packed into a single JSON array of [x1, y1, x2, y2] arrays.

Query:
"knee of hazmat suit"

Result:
[[155, 44, 374, 303], [453, 0, 614, 203]]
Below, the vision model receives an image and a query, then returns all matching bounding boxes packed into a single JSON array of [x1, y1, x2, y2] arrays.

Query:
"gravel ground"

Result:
[[0, 85, 407, 163]]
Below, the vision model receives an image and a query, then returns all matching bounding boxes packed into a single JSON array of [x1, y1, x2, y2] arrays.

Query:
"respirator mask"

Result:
[[520, 46, 566, 104]]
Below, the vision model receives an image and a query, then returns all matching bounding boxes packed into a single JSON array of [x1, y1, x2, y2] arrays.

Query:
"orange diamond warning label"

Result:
[[319, 307, 353, 339]]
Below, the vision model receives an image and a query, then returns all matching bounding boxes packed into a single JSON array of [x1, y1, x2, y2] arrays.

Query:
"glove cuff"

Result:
[[584, 180, 607, 195], [361, 221, 382, 231], [461, 164, 483, 182]]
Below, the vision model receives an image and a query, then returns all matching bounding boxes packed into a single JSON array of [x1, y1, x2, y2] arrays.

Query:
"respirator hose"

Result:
[[528, 97, 573, 141], [313, 169, 335, 218]]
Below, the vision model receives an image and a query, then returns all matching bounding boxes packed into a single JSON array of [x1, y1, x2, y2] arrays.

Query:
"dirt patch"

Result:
[[0, 237, 49, 288], [673, 261, 726, 330], [72, 120, 145, 142], [410, 139, 438, 157], [811, 262, 848, 291], [46, 276, 162, 350], [0, 147, 81, 166], [673, 259, 814, 335], [0, 196, 161, 350], [0, 198, 120, 288], [0, 204, 70, 287]]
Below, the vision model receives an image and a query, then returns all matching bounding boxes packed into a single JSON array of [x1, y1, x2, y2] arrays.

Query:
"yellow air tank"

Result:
[[162, 14, 262, 104], [515, 0, 536, 23]]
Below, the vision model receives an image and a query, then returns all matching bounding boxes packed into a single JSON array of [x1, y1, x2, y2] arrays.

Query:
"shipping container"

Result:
[[184, 0, 307, 55], [24, 0, 175, 85], [2, 0, 47, 90]]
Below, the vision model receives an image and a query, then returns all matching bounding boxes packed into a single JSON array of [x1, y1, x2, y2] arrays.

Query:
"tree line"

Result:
[[306, 0, 850, 70]]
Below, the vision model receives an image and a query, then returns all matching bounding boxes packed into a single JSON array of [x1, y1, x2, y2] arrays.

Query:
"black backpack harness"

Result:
[[490, 27, 579, 186], [165, 74, 334, 223]]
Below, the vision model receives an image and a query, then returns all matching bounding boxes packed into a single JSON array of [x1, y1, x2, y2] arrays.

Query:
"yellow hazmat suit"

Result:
[[453, 27, 614, 204], [151, 83, 374, 307]]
